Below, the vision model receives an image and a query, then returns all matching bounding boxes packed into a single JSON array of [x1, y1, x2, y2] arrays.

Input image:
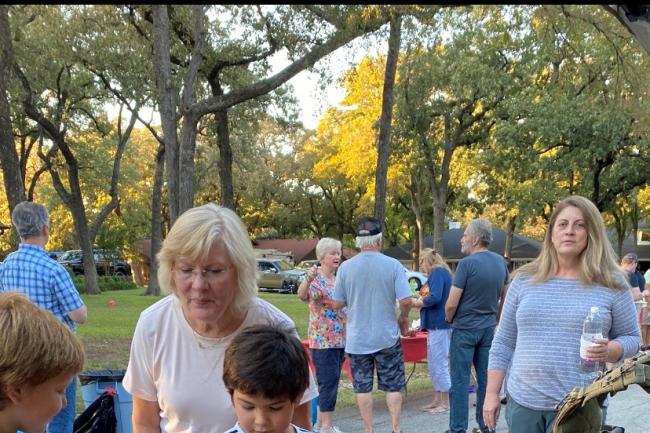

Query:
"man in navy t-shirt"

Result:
[[444, 219, 509, 433]]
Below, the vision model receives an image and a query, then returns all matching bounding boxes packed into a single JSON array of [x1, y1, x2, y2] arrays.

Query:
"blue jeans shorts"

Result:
[[348, 339, 405, 393], [312, 348, 346, 412]]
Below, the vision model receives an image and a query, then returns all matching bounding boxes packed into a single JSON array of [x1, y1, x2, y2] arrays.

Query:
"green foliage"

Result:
[[72, 275, 139, 294], [1, 4, 648, 258]]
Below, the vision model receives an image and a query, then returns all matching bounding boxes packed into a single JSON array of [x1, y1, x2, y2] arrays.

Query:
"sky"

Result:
[[108, 38, 377, 131], [288, 69, 344, 130], [274, 40, 378, 129], [107, 61, 346, 131]]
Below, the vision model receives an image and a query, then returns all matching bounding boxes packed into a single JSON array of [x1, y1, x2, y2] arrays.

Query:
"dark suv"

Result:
[[59, 249, 132, 280]]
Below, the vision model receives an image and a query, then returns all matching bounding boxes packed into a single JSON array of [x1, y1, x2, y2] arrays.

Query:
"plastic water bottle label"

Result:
[[580, 333, 602, 359]]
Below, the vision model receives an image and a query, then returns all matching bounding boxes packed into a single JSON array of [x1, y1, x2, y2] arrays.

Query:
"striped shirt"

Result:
[[222, 423, 314, 433], [488, 273, 640, 411], [0, 244, 84, 330]]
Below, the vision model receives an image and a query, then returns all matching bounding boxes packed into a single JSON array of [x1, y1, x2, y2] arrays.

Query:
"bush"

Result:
[[72, 275, 139, 293]]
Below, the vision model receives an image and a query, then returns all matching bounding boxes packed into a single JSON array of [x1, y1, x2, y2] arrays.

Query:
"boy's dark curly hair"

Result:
[[223, 323, 310, 402]]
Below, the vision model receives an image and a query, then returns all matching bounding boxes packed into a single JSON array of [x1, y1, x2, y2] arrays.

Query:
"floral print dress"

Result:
[[307, 273, 346, 349]]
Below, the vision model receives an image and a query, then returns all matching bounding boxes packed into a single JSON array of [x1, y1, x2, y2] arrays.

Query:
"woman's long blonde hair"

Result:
[[419, 248, 451, 275], [516, 195, 627, 290]]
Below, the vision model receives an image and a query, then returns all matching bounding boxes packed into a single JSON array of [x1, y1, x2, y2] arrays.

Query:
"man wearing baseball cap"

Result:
[[332, 216, 412, 433], [623, 252, 649, 350], [621, 252, 643, 301]]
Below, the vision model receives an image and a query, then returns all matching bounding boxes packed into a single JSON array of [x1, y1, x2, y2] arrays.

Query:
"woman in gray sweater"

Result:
[[483, 195, 640, 433]]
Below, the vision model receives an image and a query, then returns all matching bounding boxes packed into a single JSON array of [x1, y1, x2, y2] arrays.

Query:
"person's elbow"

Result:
[[444, 304, 455, 322], [132, 397, 162, 433], [331, 300, 346, 310], [68, 305, 88, 324], [398, 297, 412, 309]]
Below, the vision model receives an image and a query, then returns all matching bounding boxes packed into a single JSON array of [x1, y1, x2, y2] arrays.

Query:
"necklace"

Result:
[[191, 327, 226, 350], [174, 299, 231, 350]]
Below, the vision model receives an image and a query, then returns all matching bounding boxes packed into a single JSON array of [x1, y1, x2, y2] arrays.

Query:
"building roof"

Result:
[[383, 228, 542, 261]]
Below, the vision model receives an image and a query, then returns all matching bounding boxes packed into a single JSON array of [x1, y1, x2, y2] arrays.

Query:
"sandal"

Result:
[[427, 406, 449, 414]]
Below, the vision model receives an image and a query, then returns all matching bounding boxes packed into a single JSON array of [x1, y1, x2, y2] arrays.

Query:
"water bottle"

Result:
[[579, 306, 603, 385]]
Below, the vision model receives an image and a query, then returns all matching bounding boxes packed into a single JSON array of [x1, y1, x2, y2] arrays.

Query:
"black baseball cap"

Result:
[[623, 252, 639, 263], [356, 216, 382, 237]]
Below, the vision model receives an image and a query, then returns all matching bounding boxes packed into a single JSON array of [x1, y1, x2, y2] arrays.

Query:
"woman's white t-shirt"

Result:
[[123, 295, 318, 433]]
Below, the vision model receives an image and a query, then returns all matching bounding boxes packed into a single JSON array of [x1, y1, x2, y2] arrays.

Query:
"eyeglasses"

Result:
[[174, 265, 233, 283]]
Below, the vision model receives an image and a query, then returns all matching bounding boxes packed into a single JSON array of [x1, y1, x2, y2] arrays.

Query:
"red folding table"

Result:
[[302, 331, 428, 385]]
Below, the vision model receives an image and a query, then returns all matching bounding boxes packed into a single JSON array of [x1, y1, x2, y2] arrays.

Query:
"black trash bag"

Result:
[[73, 391, 117, 433]]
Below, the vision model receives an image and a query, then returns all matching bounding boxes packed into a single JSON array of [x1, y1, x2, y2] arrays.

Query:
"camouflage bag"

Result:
[[552, 351, 650, 433]]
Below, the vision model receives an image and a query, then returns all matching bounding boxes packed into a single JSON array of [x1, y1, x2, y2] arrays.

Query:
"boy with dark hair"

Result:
[[0, 292, 85, 433], [222, 324, 315, 433]]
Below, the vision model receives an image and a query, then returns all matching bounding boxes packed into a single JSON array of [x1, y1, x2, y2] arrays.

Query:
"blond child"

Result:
[[0, 293, 85, 433]]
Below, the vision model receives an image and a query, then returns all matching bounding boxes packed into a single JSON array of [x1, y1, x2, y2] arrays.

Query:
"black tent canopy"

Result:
[[384, 228, 542, 263]]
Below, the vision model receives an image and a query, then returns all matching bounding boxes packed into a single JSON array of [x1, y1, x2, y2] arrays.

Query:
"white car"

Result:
[[403, 266, 427, 292]]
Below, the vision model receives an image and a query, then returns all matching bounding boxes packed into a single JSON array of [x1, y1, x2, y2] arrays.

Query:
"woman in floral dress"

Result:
[[297, 238, 346, 433]]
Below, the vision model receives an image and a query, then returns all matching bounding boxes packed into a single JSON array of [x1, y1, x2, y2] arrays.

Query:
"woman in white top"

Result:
[[123, 203, 317, 433]]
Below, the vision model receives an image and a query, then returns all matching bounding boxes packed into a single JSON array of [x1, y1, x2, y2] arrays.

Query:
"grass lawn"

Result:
[[78, 288, 435, 410]]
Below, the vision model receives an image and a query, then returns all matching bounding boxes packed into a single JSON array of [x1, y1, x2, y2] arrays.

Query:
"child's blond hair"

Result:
[[0, 292, 85, 409]]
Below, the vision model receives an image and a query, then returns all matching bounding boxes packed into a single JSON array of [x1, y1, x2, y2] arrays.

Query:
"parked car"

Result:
[[296, 259, 319, 271], [256, 258, 306, 294], [403, 266, 427, 292], [48, 250, 65, 261], [59, 249, 132, 280]]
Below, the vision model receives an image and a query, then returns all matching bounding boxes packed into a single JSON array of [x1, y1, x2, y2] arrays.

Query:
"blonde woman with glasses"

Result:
[[123, 203, 317, 433]]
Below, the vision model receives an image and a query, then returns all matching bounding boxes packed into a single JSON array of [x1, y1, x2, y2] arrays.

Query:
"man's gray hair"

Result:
[[355, 232, 382, 250], [467, 218, 492, 247], [11, 201, 50, 239]]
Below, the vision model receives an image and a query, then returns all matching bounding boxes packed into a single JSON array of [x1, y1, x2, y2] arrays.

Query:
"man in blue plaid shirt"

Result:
[[0, 201, 87, 433]]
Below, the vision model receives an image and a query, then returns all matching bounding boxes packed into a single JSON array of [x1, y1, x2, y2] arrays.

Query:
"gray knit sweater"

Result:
[[488, 273, 641, 411]]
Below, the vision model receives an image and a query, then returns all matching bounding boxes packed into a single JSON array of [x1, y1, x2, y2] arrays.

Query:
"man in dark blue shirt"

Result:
[[445, 219, 509, 433]]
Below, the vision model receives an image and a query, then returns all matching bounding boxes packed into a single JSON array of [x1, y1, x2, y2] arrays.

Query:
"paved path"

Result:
[[329, 383, 649, 433]]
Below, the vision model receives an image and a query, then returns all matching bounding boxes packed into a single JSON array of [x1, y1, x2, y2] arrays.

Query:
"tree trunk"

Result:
[[432, 199, 446, 256], [373, 14, 401, 225], [216, 109, 235, 210], [175, 5, 205, 217], [412, 224, 420, 271], [152, 5, 180, 223], [631, 200, 640, 248], [0, 5, 25, 239], [407, 173, 425, 268], [612, 210, 626, 259], [69, 201, 100, 294], [504, 216, 516, 269], [178, 114, 198, 215], [146, 143, 165, 296]]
